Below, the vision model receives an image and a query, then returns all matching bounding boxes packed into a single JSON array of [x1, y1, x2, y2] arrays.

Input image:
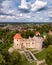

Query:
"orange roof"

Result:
[[14, 33, 22, 39]]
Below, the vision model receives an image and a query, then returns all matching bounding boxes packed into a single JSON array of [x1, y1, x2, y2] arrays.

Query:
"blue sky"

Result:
[[0, 0, 52, 22]]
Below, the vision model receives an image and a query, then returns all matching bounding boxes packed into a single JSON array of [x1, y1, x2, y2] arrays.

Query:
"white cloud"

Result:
[[6, 10, 15, 14], [0, 15, 18, 20], [0, 15, 6, 19], [19, 13, 23, 17], [6, 16, 16, 19], [1, 0, 18, 14]]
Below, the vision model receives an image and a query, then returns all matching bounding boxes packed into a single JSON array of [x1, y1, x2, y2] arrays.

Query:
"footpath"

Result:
[[23, 48, 47, 65]]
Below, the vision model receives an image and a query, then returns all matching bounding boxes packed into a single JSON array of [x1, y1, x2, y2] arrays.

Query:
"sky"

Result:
[[0, 0, 52, 23]]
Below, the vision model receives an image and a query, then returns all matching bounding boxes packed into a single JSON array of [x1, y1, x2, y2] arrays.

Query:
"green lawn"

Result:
[[34, 49, 47, 60], [26, 48, 38, 53], [26, 48, 36, 50], [32, 50, 39, 54]]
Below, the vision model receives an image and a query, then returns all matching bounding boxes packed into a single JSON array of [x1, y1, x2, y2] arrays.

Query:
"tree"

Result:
[[43, 35, 52, 48], [10, 50, 22, 65], [21, 31, 29, 38], [0, 54, 6, 65], [21, 30, 34, 38], [46, 45, 52, 65], [29, 31, 34, 38]]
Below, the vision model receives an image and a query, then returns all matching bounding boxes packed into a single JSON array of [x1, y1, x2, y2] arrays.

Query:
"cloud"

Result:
[[0, 0, 52, 22], [0, 0, 4, 3], [1, 0, 35, 14], [1, 0, 18, 14], [0, 14, 19, 20]]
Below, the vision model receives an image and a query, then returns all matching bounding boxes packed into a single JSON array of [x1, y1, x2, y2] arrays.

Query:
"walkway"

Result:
[[23, 48, 37, 62], [23, 48, 47, 65]]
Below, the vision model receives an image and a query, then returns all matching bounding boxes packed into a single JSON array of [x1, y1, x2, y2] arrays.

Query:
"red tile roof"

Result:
[[14, 33, 22, 39]]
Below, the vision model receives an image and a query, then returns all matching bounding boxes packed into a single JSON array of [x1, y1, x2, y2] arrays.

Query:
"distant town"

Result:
[[0, 24, 52, 65]]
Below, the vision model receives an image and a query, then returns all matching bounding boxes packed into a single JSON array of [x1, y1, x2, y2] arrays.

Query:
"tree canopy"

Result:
[[46, 45, 52, 65]]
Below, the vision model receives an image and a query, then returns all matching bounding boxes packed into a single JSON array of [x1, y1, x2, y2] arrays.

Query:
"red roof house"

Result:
[[14, 33, 22, 39]]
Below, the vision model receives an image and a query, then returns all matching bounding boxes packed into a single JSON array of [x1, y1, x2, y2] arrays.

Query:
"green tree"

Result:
[[0, 54, 6, 65], [43, 35, 52, 48], [10, 50, 22, 65], [46, 45, 52, 65], [29, 31, 34, 38], [21, 31, 29, 38]]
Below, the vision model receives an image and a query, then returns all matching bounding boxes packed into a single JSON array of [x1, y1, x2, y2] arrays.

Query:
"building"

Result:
[[48, 30, 52, 35], [13, 33, 44, 50], [35, 31, 40, 36]]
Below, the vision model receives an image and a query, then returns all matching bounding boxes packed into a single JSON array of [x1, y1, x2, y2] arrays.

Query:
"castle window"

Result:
[[17, 40, 18, 41], [28, 43, 30, 47], [26, 43, 30, 47], [32, 42, 34, 44]]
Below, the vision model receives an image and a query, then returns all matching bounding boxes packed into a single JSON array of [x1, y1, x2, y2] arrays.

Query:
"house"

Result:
[[35, 31, 40, 36], [13, 33, 44, 50], [48, 30, 52, 35]]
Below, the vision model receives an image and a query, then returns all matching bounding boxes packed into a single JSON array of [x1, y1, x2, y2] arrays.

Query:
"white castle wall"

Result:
[[13, 36, 43, 50]]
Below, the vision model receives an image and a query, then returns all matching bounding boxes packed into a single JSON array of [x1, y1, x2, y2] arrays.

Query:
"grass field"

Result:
[[34, 49, 47, 60]]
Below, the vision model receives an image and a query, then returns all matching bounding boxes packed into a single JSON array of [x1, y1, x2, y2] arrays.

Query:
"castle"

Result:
[[13, 33, 44, 50]]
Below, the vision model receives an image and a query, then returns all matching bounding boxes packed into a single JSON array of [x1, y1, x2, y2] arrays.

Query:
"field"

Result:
[[34, 49, 47, 60]]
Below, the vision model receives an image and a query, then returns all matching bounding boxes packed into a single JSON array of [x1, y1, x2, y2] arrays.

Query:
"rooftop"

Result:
[[14, 33, 22, 39]]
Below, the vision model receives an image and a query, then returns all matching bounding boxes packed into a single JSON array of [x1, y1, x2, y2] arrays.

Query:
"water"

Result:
[[0, 0, 52, 23]]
